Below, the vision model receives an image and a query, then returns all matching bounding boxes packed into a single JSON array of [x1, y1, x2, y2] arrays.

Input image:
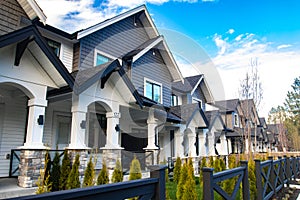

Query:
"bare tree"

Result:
[[239, 58, 263, 157]]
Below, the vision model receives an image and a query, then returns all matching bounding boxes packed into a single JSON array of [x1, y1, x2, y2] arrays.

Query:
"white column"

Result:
[[207, 132, 215, 156], [219, 134, 228, 155], [68, 106, 87, 149], [198, 129, 206, 156], [227, 139, 232, 154], [103, 112, 122, 149], [144, 109, 159, 150], [187, 128, 197, 157], [245, 138, 249, 153], [174, 127, 184, 157], [21, 98, 47, 149]]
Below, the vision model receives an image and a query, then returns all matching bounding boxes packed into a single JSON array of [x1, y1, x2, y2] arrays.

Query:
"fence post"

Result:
[[268, 156, 276, 197], [202, 167, 214, 200], [278, 156, 284, 189], [148, 165, 167, 200], [286, 156, 292, 184], [240, 161, 250, 200], [255, 159, 263, 200], [292, 156, 297, 180]]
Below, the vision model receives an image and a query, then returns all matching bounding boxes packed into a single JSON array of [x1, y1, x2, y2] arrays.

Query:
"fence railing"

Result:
[[8, 165, 166, 200], [202, 161, 250, 200], [9, 149, 65, 177], [255, 156, 300, 200], [202, 156, 300, 200]]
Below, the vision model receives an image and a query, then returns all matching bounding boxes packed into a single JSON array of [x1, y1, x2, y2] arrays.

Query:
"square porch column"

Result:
[[198, 129, 207, 156], [68, 106, 88, 149], [187, 128, 197, 157], [21, 98, 48, 149], [174, 127, 184, 157]]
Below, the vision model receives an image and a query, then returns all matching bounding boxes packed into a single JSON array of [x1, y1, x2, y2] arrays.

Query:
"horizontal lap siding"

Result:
[[0, 96, 27, 177], [79, 16, 150, 70], [132, 50, 172, 107], [0, 0, 28, 35], [193, 86, 206, 110]]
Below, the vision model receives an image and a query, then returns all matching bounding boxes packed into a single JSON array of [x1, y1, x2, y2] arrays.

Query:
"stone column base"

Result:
[[67, 150, 88, 184], [18, 150, 45, 188], [145, 149, 159, 169]]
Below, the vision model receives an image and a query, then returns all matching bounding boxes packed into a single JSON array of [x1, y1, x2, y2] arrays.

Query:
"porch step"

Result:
[[0, 178, 36, 199]]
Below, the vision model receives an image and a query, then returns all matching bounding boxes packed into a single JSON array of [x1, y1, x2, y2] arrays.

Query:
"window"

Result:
[[171, 94, 178, 106], [94, 50, 114, 66], [96, 53, 110, 66], [145, 79, 162, 103], [234, 113, 239, 127], [46, 38, 61, 57]]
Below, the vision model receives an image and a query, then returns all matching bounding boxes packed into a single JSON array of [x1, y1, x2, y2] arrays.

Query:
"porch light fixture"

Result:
[[115, 124, 120, 132], [80, 120, 86, 129], [37, 115, 44, 125]]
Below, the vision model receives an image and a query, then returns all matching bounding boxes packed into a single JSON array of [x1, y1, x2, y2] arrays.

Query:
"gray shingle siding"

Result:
[[0, 0, 28, 35], [79, 15, 150, 70], [132, 50, 173, 107]]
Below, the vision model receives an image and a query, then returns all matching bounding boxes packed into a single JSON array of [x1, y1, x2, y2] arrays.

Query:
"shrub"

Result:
[[112, 160, 123, 183], [173, 157, 181, 184], [59, 150, 71, 190], [129, 157, 142, 181], [83, 157, 95, 187], [67, 154, 80, 189], [44, 151, 51, 182], [176, 162, 188, 200], [51, 152, 60, 191], [209, 156, 214, 168], [248, 159, 257, 200], [36, 152, 52, 194], [182, 164, 197, 200], [97, 161, 109, 185]]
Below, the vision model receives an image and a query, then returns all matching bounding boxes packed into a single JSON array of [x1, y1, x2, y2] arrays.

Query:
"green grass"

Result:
[[166, 179, 242, 200], [166, 178, 203, 200]]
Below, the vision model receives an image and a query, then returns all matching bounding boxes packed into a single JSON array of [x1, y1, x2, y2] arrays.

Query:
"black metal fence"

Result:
[[8, 165, 166, 200], [202, 156, 300, 200]]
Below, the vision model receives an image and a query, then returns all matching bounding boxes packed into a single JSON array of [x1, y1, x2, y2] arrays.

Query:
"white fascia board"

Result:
[[78, 5, 159, 39], [26, 0, 47, 24], [142, 6, 159, 37], [132, 36, 163, 63], [202, 76, 215, 104], [191, 76, 203, 96], [161, 38, 184, 83]]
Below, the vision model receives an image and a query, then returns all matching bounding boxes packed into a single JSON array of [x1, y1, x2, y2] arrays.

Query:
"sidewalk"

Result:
[[0, 178, 36, 199]]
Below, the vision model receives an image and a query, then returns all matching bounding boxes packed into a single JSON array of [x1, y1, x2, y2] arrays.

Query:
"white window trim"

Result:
[[94, 49, 117, 67], [234, 113, 239, 127], [144, 77, 163, 104], [192, 97, 202, 109]]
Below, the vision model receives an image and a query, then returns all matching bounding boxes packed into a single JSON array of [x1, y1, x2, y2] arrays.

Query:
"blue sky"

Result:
[[36, 0, 300, 118]]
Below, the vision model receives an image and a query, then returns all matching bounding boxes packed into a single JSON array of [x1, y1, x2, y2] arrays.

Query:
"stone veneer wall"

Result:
[[18, 149, 89, 188], [18, 150, 45, 188]]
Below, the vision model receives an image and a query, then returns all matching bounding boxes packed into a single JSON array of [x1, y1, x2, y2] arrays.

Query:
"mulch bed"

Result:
[[273, 180, 300, 200]]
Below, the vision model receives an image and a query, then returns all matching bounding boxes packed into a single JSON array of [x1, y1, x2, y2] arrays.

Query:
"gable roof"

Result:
[[123, 36, 184, 82], [73, 59, 144, 108], [17, 0, 47, 24], [0, 25, 74, 88], [205, 110, 226, 131], [170, 103, 208, 128], [214, 99, 240, 112], [172, 74, 214, 102], [77, 5, 158, 39]]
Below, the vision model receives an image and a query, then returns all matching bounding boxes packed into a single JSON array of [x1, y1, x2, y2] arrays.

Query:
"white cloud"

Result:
[[277, 44, 292, 50], [211, 32, 300, 117], [227, 28, 235, 34], [213, 34, 228, 55], [36, 0, 199, 33]]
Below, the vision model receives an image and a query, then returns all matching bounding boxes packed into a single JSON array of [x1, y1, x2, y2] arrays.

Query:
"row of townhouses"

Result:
[[0, 0, 287, 187]]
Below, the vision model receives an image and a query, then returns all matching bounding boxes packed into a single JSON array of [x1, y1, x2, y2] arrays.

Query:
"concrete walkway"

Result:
[[0, 178, 36, 199]]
